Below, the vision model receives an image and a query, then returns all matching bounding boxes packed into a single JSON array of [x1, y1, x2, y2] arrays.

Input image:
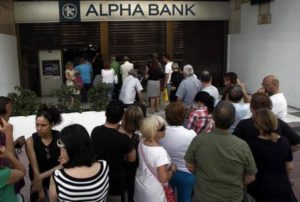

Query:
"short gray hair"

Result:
[[128, 69, 137, 77], [183, 64, 194, 76]]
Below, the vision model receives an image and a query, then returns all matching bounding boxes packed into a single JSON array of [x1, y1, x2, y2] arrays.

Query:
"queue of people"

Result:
[[1, 53, 300, 202]]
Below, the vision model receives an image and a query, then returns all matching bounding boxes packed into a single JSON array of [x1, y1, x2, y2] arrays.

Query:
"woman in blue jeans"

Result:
[[160, 102, 196, 202]]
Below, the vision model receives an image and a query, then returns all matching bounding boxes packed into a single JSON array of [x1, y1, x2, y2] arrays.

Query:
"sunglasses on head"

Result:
[[157, 125, 166, 132]]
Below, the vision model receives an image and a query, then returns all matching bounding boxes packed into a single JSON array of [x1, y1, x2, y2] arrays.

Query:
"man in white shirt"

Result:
[[120, 56, 134, 82], [200, 70, 219, 103], [119, 69, 144, 107], [259, 75, 287, 121], [163, 54, 173, 96]]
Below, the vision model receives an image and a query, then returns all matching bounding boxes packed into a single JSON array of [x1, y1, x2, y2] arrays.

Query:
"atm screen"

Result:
[[42, 60, 60, 76]]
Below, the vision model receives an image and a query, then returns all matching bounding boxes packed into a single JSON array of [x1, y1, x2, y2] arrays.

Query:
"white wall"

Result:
[[228, 0, 300, 108], [0, 33, 20, 96]]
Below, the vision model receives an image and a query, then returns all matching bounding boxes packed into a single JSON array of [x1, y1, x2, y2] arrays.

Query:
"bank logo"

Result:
[[59, 1, 81, 22], [62, 3, 77, 19]]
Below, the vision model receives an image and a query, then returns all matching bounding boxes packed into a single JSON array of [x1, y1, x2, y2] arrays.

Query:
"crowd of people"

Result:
[[1, 53, 300, 202]]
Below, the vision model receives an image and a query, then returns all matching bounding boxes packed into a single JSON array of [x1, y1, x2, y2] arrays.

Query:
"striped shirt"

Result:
[[53, 160, 109, 202]]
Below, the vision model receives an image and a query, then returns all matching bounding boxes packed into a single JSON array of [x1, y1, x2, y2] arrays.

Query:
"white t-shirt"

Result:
[[119, 75, 143, 104], [121, 61, 134, 81], [230, 102, 251, 133], [165, 61, 173, 83], [160, 126, 196, 173], [270, 93, 288, 121], [135, 142, 170, 202], [202, 85, 220, 103], [101, 69, 115, 84]]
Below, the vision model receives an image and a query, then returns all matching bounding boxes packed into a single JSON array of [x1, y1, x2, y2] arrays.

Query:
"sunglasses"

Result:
[[57, 139, 65, 148], [157, 125, 166, 132]]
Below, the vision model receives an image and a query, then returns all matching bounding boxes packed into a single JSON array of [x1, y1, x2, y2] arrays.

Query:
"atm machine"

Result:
[[39, 50, 63, 96]]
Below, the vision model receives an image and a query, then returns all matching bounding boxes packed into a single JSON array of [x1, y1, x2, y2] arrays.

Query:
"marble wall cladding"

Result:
[[0, 0, 15, 35]]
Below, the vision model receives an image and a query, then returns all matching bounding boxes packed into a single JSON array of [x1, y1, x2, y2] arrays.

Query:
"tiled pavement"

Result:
[[17, 104, 300, 201]]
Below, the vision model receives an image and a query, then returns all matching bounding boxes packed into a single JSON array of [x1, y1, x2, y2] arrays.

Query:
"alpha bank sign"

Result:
[[14, 1, 230, 23]]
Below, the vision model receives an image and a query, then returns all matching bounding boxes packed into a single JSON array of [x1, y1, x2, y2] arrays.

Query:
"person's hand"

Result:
[[170, 163, 177, 173], [31, 175, 43, 193], [58, 155, 68, 166], [237, 79, 246, 89], [37, 189, 46, 202], [257, 87, 266, 94], [0, 117, 13, 137]]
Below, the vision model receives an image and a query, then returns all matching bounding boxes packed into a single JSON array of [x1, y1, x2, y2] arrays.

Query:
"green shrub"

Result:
[[88, 83, 113, 111], [53, 85, 82, 113], [8, 86, 41, 116]]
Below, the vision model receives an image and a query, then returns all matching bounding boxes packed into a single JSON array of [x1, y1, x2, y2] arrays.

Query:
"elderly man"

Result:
[[120, 56, 134, 82], [227, 85, 251, 132], [200, 70, 219, 102], [119, 69, 144, 107], [259, 75, 287, 121], [176, 64, 202, 107], [185, 101, 257, 202]]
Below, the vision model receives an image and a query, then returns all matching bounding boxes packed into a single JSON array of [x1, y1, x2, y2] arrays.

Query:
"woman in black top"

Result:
[[248, 108, 295, 202], [169, 62, 183, 102], [119, 105, 144, 202], [25, 105, 62, 202]]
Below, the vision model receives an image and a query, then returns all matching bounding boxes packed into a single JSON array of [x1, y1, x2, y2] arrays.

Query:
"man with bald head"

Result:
[[259, 75, 287, 121]]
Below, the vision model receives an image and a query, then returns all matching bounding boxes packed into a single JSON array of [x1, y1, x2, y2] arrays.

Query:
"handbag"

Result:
[[138, 142, 176, 202], [163, 88, 169, 102]]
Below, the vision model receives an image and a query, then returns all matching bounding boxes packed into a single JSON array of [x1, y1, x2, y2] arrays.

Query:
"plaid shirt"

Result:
[[185, 107, 214, 135]]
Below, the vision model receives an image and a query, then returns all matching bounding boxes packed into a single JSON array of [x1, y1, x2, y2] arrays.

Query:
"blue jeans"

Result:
[[169, 170, 195, 202]]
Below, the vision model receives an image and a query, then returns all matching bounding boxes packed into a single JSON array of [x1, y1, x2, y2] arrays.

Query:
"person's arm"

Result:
[[0, 146, 26, 185], [286, 161, 294, 175], [137, 91, 144, 104], [49, 176, 58, 202], [39, 165, 62, 180], [186, 162, 195, 173], [0, 118, 14, 153], [157, 163, 177, 183], [25, 137, 43, 192], [125, 148, 136, 163], [292, 144, 300, 152], [244, 174, 255, 185], [237, 79, 251, 103]]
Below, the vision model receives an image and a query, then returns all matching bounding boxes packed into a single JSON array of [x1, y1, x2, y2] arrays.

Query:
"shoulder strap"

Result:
[[138, 141, 159, 180]]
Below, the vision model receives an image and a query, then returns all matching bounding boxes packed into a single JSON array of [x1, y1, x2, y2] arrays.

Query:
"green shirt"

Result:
[[185, 128, 257, 202], [0, 167, 18, 202], [110, 60, 120, 76]]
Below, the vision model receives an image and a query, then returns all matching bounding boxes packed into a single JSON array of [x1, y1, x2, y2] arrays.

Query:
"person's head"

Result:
[[0, 96, 12, 121], [165, 102, 185, 126], [250, 92, 272, 112], [261, 75, 279, 95], [105, 100, 124, 124], [123, 105, 144, 133], [124, 56, 129, 62], [194, 91, 215, 114], [228, 85, 244, 103], [65, 61, 74, 70], [213, 101, 235, 130], [58, 124, 95, 168], [171, 62, 180, 72], [224, 72, 238, 86], [252, 108, 278, 143], [80, 57, 86, 64], [36, 105, 62, 137], [183, 64, 194, 77], [200, 70, 212, 84], [162, 53, 171, 63], [103, 60, 110, 69], [128, 69, 138, 78], [140, 115, 166, 141], [111, 55, 116, 61]]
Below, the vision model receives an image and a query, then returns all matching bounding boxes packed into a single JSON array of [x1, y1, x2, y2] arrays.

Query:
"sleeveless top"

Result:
[[29, 130, 60, 188], [53, 160, 109, 202]]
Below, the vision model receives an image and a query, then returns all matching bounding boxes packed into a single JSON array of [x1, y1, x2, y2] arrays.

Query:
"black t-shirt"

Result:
[[29, 130, 60, 188], [233, 118, 300, 146], [248, 136, 293, 201], [91, 125, 134, 195]]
